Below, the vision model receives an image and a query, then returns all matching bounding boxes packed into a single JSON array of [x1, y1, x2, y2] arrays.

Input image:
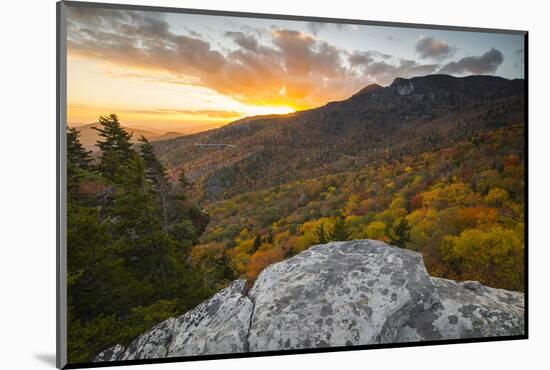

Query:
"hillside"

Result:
[[190, 124, 525, 292], [153, 74, 524, 200]]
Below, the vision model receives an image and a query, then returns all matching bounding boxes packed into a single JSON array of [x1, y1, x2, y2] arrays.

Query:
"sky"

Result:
[[66, 6, 525, 133]]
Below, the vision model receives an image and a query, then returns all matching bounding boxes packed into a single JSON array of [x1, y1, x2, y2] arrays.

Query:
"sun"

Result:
[[242, 104, 297, 117]]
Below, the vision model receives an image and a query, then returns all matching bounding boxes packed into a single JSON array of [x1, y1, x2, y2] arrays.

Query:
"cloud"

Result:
[[348, 51, 438, 85], [68, 9, 226, 75], [415, 37, 454, 60], [439, 48, 504, 75], [386, 35, 401, 43], [348, 50, 391, 67], [66, 6, 126, 26], [272, 29, 344, 77], [306, 22, 324, 35], [67, 7, 509, 110], [128, 109, 243, 118], [305, 22, 347, 35], [225, 31, 261, 52], [68, 8, 363, 108]]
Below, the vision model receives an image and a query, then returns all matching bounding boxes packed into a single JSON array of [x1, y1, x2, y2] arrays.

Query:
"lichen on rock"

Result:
[[247, 240, 438, 350], [94, 240, 524, 362]]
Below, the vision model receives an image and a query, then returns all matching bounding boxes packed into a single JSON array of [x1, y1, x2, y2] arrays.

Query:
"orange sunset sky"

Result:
[[66, 6, 524, 133]]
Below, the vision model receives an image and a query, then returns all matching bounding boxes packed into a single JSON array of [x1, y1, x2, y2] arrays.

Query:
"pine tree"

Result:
[[67, 126, 92, 170], [253, 234, 262, 252], [139, 136, 170, 229], [316, 223, 328, 244], [139, 136, 167, 187], [216, 251, 235, 281], [265, 230, 274, 244], [328, 215, 350, 241], [67, 126, 92, 195], [67, 113, 212, 363], [94, 114, 135, 181], [389, 218, 412, 248]]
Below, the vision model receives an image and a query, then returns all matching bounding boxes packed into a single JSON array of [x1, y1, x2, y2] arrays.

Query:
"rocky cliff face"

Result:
[[95, 240, 524, 362]]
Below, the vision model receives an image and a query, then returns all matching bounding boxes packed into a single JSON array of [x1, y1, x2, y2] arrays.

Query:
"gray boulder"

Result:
[[94, 240, 524, 362], [167, 279, 253, 357], [96, 280, 253, 361], [396, 277, 525, 342], [123, 318, 176, 360], [95, 344, 125, 362], [248, 240, 437, 350]]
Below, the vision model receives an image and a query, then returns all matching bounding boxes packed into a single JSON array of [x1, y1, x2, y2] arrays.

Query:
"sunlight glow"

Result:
[[67, 56, 298, 131]]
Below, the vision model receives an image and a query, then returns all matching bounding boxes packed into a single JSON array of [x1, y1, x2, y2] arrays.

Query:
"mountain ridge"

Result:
[[71, 123, 186, 151], [152, 74, 524, 200]]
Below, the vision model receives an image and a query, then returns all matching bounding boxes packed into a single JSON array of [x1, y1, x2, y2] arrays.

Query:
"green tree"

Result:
[[389, 218, 412, 248], [328, 215, 350, 241], [67, 126, 92, 194], [316, 223, 328, 244], [67, 114, 213, 363], [441, 225, 524, 291], [265, 230, 274, 244], [139, 136, 170, 229], [94, 114, 135, 181], [253, 234, 262, 251], [365, 220, 387, 240], [67, 126, 91, 170], [139, 136, 167, 189]]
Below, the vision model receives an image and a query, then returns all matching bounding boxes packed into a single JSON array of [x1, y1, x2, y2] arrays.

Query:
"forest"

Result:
[[67, 114, 218, 362], [67, 114, 524, 363], [192, 123, 525, 292]]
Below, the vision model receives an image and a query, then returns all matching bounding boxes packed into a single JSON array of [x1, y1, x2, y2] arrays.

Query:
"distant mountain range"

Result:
[[153, 74, 524, 200], [71, 123, 185, 151]]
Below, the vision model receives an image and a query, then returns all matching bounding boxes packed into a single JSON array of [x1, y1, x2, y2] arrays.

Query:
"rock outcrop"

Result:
[[397, 277, 524, 342], [95, 240, 524, 362]]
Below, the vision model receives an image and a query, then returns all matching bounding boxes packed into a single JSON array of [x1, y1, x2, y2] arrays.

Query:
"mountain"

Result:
[[153, 74, 524, 200], [153, 131, 187, 141], [95, 240, 524, 361], [72, 123, 185, 151]]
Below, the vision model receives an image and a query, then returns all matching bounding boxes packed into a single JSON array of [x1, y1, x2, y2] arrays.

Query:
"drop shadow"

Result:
[[34, 353, 56, 367]]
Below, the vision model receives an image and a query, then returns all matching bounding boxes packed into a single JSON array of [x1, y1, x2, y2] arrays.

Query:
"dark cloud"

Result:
[[367, 59, 438, 85], [439, 48, 504, 75], [272, 29, 344, 78], [349, 50, 391, 67], [415, 37, 454, 60], [66, 7, 126, 26], [306, 22, 324, 35], [68, 8, 226, 76], [305, 22, 346, 36], [348, 51, 437, 85], [225, 31, 261, 52], [349, 51, 375, 67]]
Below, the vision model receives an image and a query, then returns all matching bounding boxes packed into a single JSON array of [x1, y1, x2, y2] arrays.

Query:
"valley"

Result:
[[150, 74, 525, 293]]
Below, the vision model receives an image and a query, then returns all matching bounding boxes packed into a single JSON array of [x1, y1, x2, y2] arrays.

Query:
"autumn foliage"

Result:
[[191, 125, 525, 291]]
